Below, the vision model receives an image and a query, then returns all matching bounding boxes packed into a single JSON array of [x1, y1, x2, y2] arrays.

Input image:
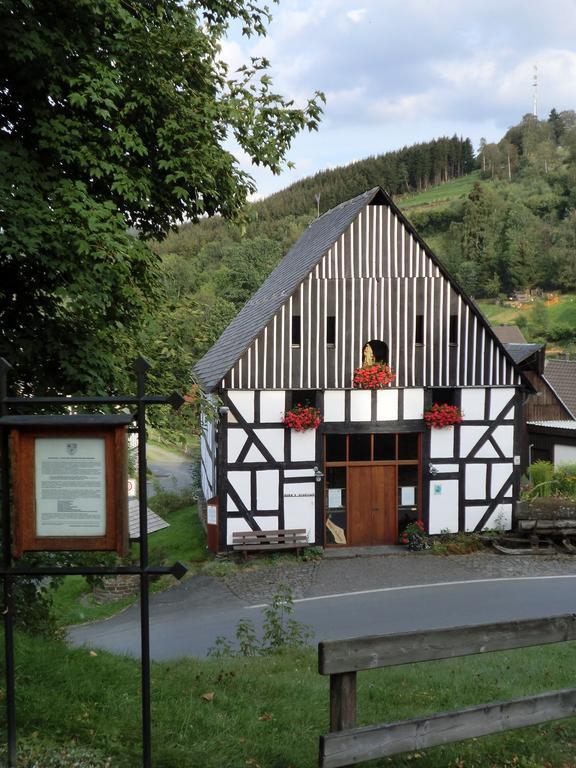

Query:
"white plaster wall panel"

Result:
[[465, 506, 488, 532], [402, 389, 424, 420], [291, 430, 316, 461], [476, 442, 500, 459], [256, 470, 279, 509], [460, 389, 485, 421], [227, 495, 238, 512], [433, 463, 459, 473], [324, 391, 346, 422], [285, 468, 315, 477], [226, 517, 251, 544], [487, 504, 512, 530], [489, 388, 515, 420], [428, 480, 459, 533], [245, 445, 266, 462], [255, 516, 279, 532], [228, 390, 254, 422], [465, 463, 486, 500], [254, 429, 285, 461], [493, 425, 514, 457], [283, 482, 315, 500], [351, 390, 372, 422], [491, 463, 513, 496], [227, 428, 247, 463], [228, 471, 251, 509], [460, 426, 487, 457], [430, 426, 455, 458], [260, 391, 286, 423], [227, 411, 238, 424], [554, 444, 576, 467], [283, 497, 315, 542], [376, 389, 399, 421], [201, 465, 211, 500]]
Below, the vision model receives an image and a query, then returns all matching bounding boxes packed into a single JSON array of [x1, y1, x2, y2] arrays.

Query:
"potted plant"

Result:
[[424, 403, 463, 429], [400, 520, 430, 551], [282, 403, 322, 432], [353, 362, 396, 389]]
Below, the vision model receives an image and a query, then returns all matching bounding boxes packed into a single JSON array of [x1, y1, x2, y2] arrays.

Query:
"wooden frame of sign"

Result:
[[5, 415, 131, 557]]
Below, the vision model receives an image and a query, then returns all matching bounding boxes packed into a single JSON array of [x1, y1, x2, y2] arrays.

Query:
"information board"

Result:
[[34, 437, 107, 537]]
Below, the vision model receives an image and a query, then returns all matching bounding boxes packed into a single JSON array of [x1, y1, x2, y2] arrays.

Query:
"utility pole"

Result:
[[532, 64, 538, 119]]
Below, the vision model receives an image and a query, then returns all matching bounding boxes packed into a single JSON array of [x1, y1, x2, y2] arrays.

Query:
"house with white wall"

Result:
[[194, 188, 532, 550]]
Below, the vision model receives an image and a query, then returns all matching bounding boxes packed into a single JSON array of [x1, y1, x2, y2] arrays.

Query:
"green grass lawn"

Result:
[[5, 633, 576, 767], [398, 171, 483, 210]]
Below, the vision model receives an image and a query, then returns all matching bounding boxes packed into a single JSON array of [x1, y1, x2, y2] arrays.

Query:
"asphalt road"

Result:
[[146, 443, 195, 494], [68, 574, 576, 660]]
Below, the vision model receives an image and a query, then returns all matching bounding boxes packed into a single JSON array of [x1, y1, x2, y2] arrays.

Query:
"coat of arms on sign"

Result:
[[66, 443, 78, 456]]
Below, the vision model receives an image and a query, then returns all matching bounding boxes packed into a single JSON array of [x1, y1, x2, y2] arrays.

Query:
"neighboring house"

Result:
[[543, 359, 576, 419], [526, 358, 576, 467], [194, 188, 532, 551]]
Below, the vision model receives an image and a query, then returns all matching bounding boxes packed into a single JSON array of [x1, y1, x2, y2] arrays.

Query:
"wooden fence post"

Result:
[[330, 672, 357, 731]]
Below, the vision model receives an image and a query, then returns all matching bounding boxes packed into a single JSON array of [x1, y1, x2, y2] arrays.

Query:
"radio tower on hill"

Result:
[[532, 65, 539, 118]]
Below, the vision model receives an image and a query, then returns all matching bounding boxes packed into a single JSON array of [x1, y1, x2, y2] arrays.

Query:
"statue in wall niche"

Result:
[[363, 343, 375, 366]]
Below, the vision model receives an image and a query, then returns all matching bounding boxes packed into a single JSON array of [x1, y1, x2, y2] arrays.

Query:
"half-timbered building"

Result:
[[194, 188, 532, 551]]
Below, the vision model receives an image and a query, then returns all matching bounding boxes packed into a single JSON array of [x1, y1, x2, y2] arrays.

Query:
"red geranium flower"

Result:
[[282, 404, 322, 432], [353, 363, 396, 389], [424, 403, 463, 429]]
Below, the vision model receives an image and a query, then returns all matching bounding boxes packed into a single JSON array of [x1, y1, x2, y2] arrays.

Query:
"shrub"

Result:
[[528, 460, 554, 497]]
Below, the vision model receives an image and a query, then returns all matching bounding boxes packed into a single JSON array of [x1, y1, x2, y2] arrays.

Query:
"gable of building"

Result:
[[194, 187, 527, 393]]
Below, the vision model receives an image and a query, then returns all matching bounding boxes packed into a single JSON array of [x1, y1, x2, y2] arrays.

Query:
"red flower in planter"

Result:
[[353, 363, 396, 389], [282, 404, 322, 432], [424, 403, 463, 429]]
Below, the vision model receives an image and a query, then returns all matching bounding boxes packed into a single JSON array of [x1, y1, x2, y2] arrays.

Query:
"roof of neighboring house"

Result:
[[492, 325, 527, 344], [504, 343, 544, 365], [128, 498, 170, 540], [543, 359, 576, 419], [194, 188, 383, 390], [528, 420, 576, 429]]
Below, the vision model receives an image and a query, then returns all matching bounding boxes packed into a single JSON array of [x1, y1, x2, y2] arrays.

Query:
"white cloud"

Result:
[[346, 8, 367, 23]]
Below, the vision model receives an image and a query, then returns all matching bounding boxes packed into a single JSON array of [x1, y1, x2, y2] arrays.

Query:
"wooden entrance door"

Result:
[[348, 465, 396, 545]]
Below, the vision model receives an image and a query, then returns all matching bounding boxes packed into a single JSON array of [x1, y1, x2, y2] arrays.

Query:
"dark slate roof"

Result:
[[504, 343, 545, 364], [492, 325, 527, 344], [544, 359, 576, 419], [193, 188, 382, 391]]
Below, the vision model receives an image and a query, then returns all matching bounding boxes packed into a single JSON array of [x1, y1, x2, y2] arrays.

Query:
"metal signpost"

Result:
[[0, 356, 188, 768]]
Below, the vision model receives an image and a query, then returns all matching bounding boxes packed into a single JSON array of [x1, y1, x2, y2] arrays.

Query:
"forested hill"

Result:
[[254, 135, 475, 220], [146, 110, 576, 434]]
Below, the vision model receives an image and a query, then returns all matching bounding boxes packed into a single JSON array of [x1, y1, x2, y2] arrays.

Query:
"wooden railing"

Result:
[[318, 614, 576, 768]]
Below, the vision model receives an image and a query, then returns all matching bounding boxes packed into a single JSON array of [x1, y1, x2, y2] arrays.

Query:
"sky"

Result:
[[222, 0, 576, 199]]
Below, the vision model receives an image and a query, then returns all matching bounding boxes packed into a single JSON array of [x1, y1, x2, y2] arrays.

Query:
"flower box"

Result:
[[282, 404, 322, 432], [353, 363, 396, 390], [424, 403, 463, 429]]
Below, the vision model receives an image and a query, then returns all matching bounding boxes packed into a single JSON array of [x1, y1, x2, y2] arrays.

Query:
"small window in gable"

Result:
[[449, 315, 458, 345], [292, 315, 301, 346], [326, 316, 336, 346], [415, 315, 424, 345], [289, 390, 318, 409], [362, 339, 389, 365], [431, 388, 456, 406]]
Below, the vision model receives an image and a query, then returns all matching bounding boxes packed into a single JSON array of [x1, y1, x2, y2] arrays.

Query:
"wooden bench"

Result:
[[232, 529, 308, 559]]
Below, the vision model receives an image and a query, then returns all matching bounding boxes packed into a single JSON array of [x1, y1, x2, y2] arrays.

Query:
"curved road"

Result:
[[68, 575, 576, 660]]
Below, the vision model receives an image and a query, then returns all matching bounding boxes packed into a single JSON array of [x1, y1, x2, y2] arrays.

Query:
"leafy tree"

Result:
[[0, 0, 324, 393]]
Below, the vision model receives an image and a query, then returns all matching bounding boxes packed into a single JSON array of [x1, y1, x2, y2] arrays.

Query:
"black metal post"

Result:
[[0, 358, 17, 767], [135, 358, 153, 768]]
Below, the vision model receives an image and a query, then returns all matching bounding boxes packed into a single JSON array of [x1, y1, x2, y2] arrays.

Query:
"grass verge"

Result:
[[4, 633, 576, 767]]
